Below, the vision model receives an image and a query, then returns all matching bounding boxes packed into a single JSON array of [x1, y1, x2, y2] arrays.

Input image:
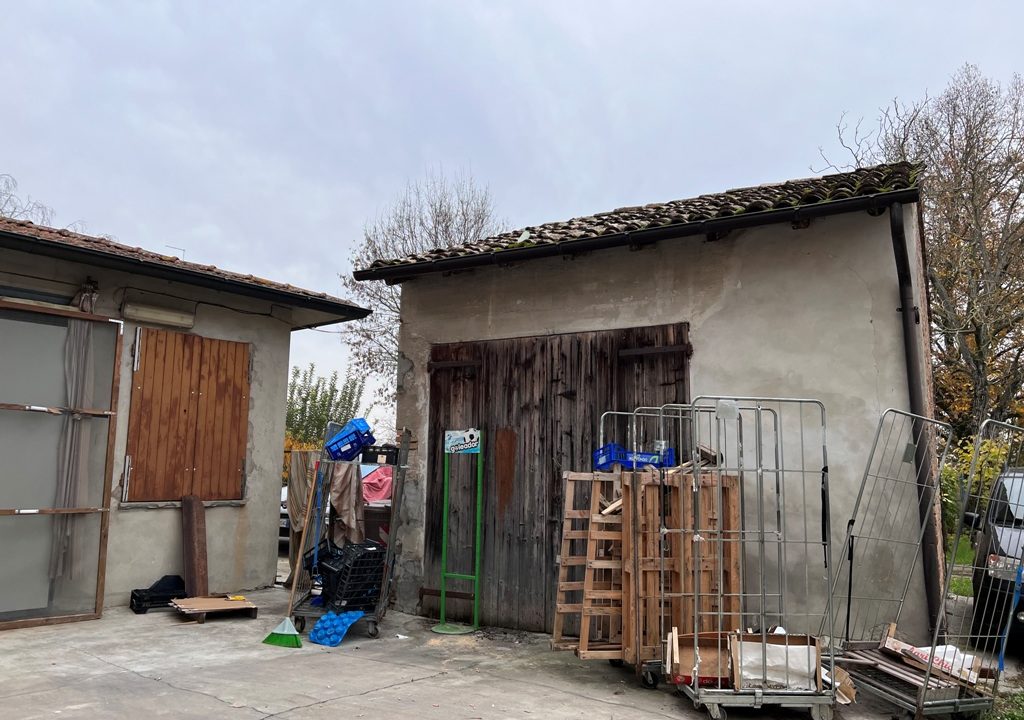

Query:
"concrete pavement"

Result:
[[0, 584, 1001, 720]]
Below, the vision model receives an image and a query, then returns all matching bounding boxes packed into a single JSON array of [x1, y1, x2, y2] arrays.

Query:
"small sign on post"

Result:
[[444, 428, 481, 454]]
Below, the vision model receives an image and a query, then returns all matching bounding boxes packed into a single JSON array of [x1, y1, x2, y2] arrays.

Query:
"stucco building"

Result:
[[354, 162, 937, 633], [0, 217, 366, 629]]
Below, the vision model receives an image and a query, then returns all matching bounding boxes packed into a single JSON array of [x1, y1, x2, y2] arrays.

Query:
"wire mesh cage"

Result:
[[653, 397, 836, 720], [832, 412, 1024, 718], [923, 419, 1024, 715], [829, 409, 953, 648]]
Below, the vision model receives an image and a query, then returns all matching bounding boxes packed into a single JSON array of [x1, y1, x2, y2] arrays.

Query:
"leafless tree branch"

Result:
[[339, 169, 507, 405]]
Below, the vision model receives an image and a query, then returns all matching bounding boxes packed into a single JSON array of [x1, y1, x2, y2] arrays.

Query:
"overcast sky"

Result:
[[2, 2, 1021, 385]]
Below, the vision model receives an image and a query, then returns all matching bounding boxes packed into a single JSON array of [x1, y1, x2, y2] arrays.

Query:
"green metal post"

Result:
[[432, 429, 484, 635], [438, 450, 450, 626], [473, 431, 484, 628]]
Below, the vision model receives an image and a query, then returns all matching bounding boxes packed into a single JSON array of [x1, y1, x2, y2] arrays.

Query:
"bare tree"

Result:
[[819, 65, 1024, 436], [341, 170, 507, 400], [0, 174, 53, 224]]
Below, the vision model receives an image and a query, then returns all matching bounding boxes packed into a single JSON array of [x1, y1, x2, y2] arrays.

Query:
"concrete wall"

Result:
[[0, 248, 292, 606], [393, 206, 934, 640]]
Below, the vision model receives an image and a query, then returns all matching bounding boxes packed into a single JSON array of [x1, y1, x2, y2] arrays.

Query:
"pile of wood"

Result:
[[840, 623, 984, 700], [552, 466, 742, 673]]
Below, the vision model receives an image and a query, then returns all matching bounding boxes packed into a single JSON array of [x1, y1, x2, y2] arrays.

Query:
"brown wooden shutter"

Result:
[[125, 328, 200, 501], [125, 328, 249, 502], [192, 337, 250, 500]]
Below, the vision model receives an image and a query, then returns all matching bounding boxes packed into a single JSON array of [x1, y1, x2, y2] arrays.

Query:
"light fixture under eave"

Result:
[[122, 302, 195, 329]]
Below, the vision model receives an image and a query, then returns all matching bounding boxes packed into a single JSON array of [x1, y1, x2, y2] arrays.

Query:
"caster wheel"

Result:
[[366, 621, 380, 638], [708, 705, 726, 720], [293, 616, 306, 633], [640, 670, 659, 689], [608, 659, 624, 668]]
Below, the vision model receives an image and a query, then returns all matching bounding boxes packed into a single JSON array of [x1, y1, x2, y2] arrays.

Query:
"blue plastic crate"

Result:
[[592, 443, 676, 471], [325, 418, 375, 461]]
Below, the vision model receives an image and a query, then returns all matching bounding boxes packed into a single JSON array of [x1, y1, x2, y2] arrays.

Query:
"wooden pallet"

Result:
[[554, 469, 741, 671], [552, 472, 623, 658], [171, 596, 259, 623], [621, 471, 741, 667]]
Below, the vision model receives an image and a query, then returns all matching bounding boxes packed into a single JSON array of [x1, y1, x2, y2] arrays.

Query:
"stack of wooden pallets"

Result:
[[552, 467, 742, 673]]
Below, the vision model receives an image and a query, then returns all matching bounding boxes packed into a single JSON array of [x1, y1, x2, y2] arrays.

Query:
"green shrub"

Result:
[[940, 437, 1009, 549]]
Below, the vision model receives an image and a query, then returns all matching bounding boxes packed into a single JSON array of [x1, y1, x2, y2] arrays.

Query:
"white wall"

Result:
[[393, 205, 934, 640], [0, 248, 292, 606]]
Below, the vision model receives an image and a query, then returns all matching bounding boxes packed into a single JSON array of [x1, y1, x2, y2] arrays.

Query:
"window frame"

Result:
[[0, 298, 123, 630]]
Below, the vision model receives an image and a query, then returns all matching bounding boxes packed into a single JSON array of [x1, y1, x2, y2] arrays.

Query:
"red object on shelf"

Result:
[[362, 465, 393, 503]]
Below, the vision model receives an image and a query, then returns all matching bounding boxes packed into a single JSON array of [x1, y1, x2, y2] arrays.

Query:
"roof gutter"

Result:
[[0, 230, 370, 325], [889, 202, 944, 640], [354, 188, 921, 283]]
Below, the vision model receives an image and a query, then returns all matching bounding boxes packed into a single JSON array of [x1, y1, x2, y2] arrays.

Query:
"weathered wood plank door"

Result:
[[424, 322, 690, 631]]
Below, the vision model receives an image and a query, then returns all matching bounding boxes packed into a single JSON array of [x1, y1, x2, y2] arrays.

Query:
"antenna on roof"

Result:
[[166, 245, 186, 260]]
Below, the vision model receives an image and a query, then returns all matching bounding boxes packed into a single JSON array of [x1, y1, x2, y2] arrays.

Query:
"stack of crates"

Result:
[[321, 541, 387, 613], [325, 418, 375, 461]]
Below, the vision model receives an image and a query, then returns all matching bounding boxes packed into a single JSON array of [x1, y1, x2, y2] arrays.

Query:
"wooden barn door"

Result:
[[425, 322, 690, 632]]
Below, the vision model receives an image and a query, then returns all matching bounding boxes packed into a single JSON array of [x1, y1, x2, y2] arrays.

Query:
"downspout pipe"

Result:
[[889, 201, 943, 638]]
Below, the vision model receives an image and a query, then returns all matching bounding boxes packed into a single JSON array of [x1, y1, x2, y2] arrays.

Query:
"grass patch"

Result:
[[986, 691, 1024, 720], [947, 535, 975, 566], [948, 575, 973, 597]]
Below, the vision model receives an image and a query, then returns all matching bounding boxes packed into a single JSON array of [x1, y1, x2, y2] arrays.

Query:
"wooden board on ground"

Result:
[[171, 596, 258, 623]]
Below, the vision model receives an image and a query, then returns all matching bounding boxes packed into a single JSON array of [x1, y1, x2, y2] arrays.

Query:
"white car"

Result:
[[280, 486, 289, 543]]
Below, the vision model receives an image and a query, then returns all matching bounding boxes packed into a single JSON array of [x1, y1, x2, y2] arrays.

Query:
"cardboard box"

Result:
[[730, 633, 822, 691], [671, 632, 732, 687], [878, 623, 980, 686]]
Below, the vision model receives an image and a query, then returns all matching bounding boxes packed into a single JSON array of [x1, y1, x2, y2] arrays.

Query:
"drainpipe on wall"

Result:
[[889, 201, 943, 638]]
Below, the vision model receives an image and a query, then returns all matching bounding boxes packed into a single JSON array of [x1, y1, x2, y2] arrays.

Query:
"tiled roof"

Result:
[[0, 216, 367, 319], [356, 162, 920, 280]]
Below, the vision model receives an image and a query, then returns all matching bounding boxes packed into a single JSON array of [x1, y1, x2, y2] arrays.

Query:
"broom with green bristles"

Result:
[[264, 458, 322, 649], [263, 617, 302, 648]]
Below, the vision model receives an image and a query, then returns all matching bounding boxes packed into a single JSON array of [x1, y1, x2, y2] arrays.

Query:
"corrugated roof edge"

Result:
[[0, 217, 369, 327]]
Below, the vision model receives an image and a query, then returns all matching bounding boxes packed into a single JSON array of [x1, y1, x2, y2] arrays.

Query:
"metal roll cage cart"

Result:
[[648, 397, 836, 720], [288, 425, 411, 639], [831, 411, 1024, 718]]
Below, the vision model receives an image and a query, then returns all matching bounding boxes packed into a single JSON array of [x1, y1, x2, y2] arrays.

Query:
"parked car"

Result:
[[970, 469, 1024, 648], [280, 486, 290, 543]]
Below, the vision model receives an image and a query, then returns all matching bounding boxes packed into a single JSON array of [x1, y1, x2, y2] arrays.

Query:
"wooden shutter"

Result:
[[125, 328, 249, 502], [125, 329, 201, 501], [192, 337, 250, 500]]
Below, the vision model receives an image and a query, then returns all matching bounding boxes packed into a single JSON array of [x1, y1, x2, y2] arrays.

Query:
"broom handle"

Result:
[[287, 457, 323, 617]]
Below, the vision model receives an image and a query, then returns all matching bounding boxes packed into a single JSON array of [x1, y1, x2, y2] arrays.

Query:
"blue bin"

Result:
[[325, 418, 375, 461], [592, 443, 676, 471]]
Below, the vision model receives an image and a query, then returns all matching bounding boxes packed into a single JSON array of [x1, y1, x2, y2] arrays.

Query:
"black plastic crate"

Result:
[[321, 541, 387, 613], [302, 537, 342, 573], [360, 445, 399, 465]]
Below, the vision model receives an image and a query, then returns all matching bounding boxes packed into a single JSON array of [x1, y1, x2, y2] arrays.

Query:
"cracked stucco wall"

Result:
[[391, 206, 934, 640]]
